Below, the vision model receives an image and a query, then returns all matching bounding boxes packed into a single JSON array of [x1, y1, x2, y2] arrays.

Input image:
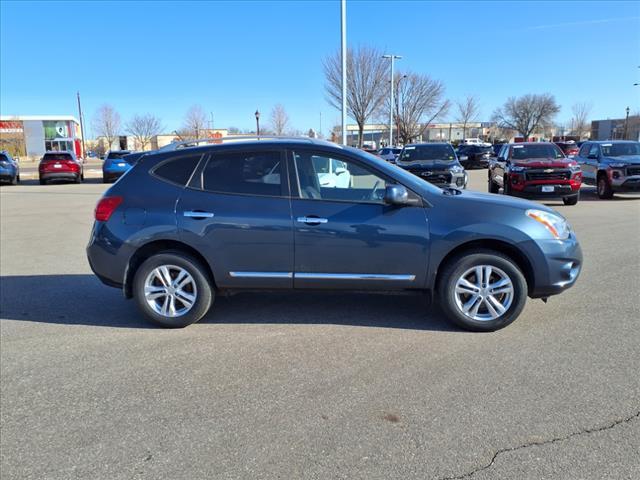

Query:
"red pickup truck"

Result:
[[488, 142, 582, 205]]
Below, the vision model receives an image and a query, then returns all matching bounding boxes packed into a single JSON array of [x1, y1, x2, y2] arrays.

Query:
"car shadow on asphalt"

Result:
[[0, 274, 459, 332]]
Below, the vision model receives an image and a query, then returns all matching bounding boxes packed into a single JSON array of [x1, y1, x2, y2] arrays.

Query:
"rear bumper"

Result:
[[40, 172, 79, 180], [86, 222, 129, 290]]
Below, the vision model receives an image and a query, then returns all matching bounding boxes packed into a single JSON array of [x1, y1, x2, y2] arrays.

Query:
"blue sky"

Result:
[[1, 0, 639, 137]]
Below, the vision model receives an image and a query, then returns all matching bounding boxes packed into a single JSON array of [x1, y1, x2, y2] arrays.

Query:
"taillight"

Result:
[[95, 196, 123, 222]]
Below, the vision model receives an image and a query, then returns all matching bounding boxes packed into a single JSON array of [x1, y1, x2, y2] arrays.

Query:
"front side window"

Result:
[[578, 143, 590, 157], [202, 151, 283, 196], [294, 151, 389, 203], [588, 144, 600, 158]]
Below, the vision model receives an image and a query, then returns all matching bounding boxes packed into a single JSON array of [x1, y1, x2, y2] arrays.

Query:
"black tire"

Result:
[[488, 175, 499, 194], [39, 178, 46, 185], [16, 174, 20, 183], [437, 249, 528, 332], [102, 175, 109, 183], [10, 175, 17, 185], [133, 251, 214, 328], [75, 174, 82, 184], [597, 174, 613, 199], [563, 194, 579, 206]]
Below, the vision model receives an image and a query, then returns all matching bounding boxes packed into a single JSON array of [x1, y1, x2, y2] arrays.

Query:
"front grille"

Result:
[[525, 169, 571, 181], [627, 166, 640, 176], [418, 172, 452, 184]]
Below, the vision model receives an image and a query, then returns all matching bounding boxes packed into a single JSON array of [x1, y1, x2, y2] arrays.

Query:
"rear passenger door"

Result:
[[176, 147, 294, 289]]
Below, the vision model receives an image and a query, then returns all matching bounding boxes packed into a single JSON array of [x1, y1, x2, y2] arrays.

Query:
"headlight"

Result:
[[510, 165, 526, 172], [608, 163, 627, 168], [450, 165, 463, 173], [526, 209, 571, 240]]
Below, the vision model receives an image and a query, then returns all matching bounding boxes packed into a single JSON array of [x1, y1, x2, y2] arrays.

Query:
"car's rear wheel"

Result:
[[133, 252, 214, 328], [563, 194, 579, 206], [597, 174, 613, 199], [39, 178, 46, 185], [437, 249, 528, 331]]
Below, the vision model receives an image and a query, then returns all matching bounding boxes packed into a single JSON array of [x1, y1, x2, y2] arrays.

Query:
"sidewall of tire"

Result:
[[438, 251, 528, 332], [133, 252, 214, 328]]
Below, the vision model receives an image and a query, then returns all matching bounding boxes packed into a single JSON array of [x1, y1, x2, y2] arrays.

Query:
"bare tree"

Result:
[[91, 104, 121, 150], [323, 46, 389, 147], [182, 105, 208, 139], [388, 71, 450, 144], [126, 114, 163, 151], [269, 104, 290, 136], [456, 95, 480, 139], [570, 102, 592, 139], [492, 93, 560, 140]]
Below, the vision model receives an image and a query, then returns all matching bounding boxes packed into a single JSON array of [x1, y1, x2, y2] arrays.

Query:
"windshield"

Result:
[[510, 144, 564, 160], [601, 142, 640, 157], [399, 145, 456, 162]]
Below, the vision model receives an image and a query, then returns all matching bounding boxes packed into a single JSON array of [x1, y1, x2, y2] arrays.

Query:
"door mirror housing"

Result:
[[384, 184, 409, 205]]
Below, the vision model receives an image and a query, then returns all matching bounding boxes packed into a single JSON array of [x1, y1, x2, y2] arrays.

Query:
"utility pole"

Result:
[[340, 0, 347, 146], [210, 112, 214, 132], [382, 54, 402, 146], [624, 106, 630, 140], [319, 111, 322, 138], [76, 91, 87, 159]]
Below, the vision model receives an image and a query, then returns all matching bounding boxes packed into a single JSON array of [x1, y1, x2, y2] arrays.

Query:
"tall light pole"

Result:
[[255, 109, 260, 136], [624, 106, 630, 140], [382, 54, 401, 146], [76, 91, 87, 159], [340, 0, 347, 145]]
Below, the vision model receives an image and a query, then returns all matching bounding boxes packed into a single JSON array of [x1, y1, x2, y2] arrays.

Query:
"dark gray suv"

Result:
[[87, 138, 582, 331]]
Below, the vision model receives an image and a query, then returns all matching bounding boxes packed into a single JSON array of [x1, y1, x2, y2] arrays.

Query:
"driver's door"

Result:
[[288, 149, 430, 290]]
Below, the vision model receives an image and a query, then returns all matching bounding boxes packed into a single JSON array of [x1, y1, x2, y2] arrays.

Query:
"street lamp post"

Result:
[[340, 0, 347, 146], [255, 109, 260, 136], [624, 106, 630, 140], [382, 54, 402, 146]]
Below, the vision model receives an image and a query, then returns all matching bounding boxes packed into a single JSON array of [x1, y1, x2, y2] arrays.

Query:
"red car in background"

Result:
[[555, 141, 580, 157], [39, 151, 84, 185], [488, 142, 582, 205]]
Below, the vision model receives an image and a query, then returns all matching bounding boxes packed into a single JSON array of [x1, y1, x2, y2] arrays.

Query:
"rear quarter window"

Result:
[[152, 154, 202, 186]]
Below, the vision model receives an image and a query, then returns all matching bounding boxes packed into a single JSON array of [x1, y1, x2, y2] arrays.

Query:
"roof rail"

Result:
[[157, 135, 327, 152]]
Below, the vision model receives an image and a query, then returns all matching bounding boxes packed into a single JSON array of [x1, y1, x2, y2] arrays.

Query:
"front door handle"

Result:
[[296, 216, 328, 225], [183, 210, 214, 219]]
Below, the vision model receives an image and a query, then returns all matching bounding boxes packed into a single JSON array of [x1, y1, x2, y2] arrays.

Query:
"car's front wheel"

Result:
[[563, 194, 579, 206], [133, 252, 214, 328], [597, 174, 613, 199], [488, 174, 499, 194], [437, 249, 528, 331]]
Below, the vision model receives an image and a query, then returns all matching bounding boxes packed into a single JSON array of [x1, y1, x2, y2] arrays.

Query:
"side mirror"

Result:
[[384, 184, 409, 205]]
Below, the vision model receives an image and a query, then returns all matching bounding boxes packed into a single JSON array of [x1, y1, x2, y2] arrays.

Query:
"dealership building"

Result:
[[0, 115, 83, 159]]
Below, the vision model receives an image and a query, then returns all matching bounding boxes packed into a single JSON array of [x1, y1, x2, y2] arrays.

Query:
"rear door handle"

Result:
[[296, 216, 328, 225], [183, 211, 214, 219]]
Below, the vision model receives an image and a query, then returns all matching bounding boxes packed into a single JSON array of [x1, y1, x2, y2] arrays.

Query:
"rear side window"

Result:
[[106, 151, 130, 160], [153, 154, 201, 186], [202, 151, 283, 197]]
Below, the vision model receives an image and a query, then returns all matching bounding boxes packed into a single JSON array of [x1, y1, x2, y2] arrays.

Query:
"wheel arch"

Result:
[[434, 239, 535, 296], [124, 239, 216, 298]]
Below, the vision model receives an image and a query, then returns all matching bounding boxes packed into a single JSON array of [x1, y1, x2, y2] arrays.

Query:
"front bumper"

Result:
[[510, 183, 579, 199], [525, 234, 583, 298], [612, 176, 640, 192]]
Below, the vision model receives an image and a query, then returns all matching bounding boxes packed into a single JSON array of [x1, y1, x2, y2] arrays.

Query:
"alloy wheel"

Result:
[[454, 265, 514, 321], [144, 265, 197, 317]]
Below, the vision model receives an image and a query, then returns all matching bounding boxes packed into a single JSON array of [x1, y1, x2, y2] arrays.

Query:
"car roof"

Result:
[[404, 142, 452, 147], [591, 140, 638, 144], [506, 142, 555, 146]]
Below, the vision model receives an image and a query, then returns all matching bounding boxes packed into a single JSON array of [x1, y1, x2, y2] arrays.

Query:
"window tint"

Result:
[[202, 151, 283, 196], [42, 153, 73, 162], [509, 144, 564, 160], [601, 142, 640, 157], [0, 154, 8, 162], [399, 145, 456, 162], [578, 144, 590, 157], [294, 151, 389, 203], [588, 144, 600, 158], [154, 154, 201, 186]]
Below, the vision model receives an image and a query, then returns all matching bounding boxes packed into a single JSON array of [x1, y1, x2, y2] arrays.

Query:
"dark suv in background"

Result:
[[488, 142, 582, 205], [87, 137, 582, 332], [456, 144, 493, 168], [396, 143, 468, 189], [576, 140, 640, 199]]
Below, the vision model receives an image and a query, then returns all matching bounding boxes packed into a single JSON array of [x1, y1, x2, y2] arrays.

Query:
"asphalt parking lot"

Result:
[[1, 171, 639, 479]]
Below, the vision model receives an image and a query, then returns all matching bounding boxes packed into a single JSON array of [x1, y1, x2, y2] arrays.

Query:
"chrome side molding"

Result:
[[229, 272, 415, 281]]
